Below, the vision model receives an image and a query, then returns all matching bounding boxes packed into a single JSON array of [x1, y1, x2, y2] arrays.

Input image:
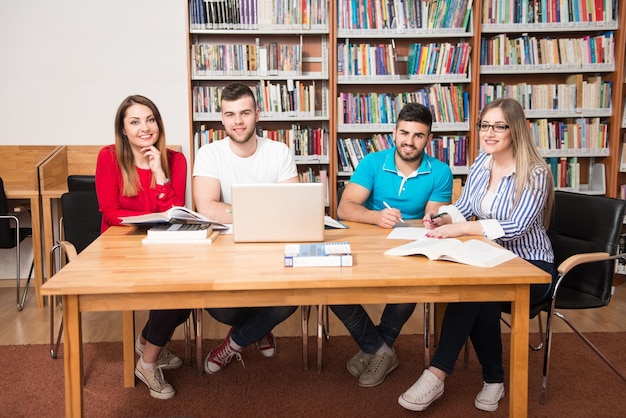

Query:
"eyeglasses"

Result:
[[476, 123, 510, 133]]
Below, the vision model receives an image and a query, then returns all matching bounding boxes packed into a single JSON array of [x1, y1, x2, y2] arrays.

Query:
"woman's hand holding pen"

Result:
[[423, 212, 449, 229]]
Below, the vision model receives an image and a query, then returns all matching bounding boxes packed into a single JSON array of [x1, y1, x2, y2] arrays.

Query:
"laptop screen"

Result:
[[231, 183, 325, 242]]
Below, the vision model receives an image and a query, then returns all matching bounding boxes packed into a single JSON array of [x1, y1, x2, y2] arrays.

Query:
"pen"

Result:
[[382, 201, 405, 223], [430, 212, 448, 220]]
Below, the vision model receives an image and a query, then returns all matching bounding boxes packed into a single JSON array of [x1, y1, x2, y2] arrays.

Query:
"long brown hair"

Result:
[[113, 95, 170, 196], [479, 98, 554, 227]]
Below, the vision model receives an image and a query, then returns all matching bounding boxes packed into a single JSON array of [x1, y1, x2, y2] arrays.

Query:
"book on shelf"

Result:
[[143, 229, 221, 245], [284, 242, 353, 267], [384, 238, 517, 268], [119, 206, 227, 229], [146, 223, 213, 240]]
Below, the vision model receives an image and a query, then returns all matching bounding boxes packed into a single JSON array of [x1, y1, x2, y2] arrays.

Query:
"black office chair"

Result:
[[67, 174, 96, 192], [0, 177, 34, 311], [537, 191, 626, 403], [50, 190, 102, 358]]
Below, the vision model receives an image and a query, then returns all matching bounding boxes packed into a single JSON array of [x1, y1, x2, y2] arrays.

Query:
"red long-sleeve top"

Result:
[[95, 145, 187, 233]]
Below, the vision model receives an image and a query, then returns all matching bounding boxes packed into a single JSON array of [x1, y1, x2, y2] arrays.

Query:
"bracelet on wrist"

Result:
[[157, 178, 170, 186]]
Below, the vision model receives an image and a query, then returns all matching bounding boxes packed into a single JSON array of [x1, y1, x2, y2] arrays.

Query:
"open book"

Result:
[[119, 206, 227, 229], [384, 238, 517, 268]]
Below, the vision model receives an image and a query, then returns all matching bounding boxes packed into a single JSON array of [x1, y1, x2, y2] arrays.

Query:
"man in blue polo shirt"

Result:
[[331, 102, 453, 388]]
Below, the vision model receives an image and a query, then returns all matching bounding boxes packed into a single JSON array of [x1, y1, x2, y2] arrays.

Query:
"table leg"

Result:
[[29, 196, 45, 308], [509, 285, 530, 418], [122, 311, 136, 387], [63, 295, 83, 417], [42, 196, 57, 303]]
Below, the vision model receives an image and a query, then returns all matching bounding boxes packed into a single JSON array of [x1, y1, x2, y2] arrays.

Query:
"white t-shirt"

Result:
[[193, 136, 298, 204]]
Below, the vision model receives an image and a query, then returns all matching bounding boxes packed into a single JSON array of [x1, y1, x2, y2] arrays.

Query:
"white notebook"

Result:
[[231, 183, 325, 243]]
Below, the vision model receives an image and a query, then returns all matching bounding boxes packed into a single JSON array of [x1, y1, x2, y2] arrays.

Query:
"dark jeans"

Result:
[[142, 309, 192, 347], [206, 306, 298, 347], [330, 303, 417, 354], [430, 259, 557, 383]]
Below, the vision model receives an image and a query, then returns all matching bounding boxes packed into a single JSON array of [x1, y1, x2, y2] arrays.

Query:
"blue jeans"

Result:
[[206, 306, 297, 347], [330, 303, 417, 354], [430, 259, 557, 383]]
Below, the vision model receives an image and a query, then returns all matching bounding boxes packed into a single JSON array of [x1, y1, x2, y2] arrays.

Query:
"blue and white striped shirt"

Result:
[[452, 152, 553, 263]]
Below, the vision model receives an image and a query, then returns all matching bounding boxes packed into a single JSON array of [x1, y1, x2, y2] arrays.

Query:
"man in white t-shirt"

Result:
[[192, 82, 298, 375]]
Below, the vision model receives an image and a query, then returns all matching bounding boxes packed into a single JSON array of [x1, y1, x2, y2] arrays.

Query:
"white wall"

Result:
[[0, 1, 190, 157]]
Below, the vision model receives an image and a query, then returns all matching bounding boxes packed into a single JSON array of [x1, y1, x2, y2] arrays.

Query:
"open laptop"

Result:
[[231, 183, 325, 242]]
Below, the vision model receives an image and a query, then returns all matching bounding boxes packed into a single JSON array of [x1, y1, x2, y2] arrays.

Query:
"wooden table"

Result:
[[0, 145, 59, 308], [41, 223, 550, 418]]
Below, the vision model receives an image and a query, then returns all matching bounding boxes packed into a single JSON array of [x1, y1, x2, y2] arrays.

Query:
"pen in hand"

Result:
[[382, 201, 405, 223], [430, 212, 448, 220]]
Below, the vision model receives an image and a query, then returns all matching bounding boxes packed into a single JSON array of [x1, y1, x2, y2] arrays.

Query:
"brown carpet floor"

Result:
[[4, 333, 626, 417]]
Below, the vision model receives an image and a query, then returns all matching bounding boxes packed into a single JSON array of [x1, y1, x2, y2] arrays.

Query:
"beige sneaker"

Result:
[[358, 351, 399, 387], [346, 350, 374, 378], [135, 335, 182, 370], [135, 359, 175, 400]]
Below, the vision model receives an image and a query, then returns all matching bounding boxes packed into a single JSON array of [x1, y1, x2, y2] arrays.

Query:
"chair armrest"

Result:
[[557, 252, 611, 276], [59, 240, 78, 262]]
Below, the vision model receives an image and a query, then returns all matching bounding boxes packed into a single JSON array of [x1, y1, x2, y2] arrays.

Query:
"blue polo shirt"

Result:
[[350, 147, 453, 219]]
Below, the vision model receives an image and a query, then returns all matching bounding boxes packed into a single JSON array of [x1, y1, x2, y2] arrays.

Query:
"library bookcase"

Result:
[[186, 0, 626, 217]]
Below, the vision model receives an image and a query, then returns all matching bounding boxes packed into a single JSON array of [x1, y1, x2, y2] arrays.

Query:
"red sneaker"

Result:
[[255, 332, 277, 358], [204, 335, 243, 374]]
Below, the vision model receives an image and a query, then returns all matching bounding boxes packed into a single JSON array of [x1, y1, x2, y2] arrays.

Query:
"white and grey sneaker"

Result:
[[475, 382, 505, 411], [398, 369, 444, 411], [135, 335, 182, 370]]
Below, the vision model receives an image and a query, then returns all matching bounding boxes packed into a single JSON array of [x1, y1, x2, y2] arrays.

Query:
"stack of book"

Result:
[[142, 223, 220, 245], [284, 242, 352, 267]]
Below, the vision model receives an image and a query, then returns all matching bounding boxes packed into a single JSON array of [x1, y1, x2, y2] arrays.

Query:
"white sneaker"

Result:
[[135, 335, 182, 370], [398, 369, 444, 411], [474, 382, 505, 412], [135, 359, 175, 400]]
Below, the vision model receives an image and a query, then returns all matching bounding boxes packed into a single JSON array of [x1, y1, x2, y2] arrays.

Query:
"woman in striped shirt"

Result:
[[398, 98, 557, 413]]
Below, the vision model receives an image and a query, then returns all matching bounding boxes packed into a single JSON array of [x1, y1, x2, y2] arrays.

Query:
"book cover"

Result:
[[384, 238, 517, 268], [143, 229, 221, 245], [146, 223, 213, 240], [284, 242, 353, 267], [119, 206, 227, 229]]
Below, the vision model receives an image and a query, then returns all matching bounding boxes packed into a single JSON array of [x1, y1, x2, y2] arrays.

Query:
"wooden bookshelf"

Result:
[[186, 0, 626, 208]]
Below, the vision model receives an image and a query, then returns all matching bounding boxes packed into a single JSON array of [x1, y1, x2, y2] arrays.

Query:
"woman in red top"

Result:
[[95, 95, 190, 400]]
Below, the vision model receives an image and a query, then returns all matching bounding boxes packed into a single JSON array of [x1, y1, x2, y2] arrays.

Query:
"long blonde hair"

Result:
[[479, 98, 554, 227], [113, 95, 170, 196]]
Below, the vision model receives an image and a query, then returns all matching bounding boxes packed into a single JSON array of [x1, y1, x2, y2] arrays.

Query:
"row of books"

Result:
[[530, 117, 609, 152], [546, 157, 580, 189], [337, 85, 470, 125], [337, 41, 398, 77], [192, 80, 321, 117], [426, 136, 469, 169], [337, 134, 468, 173], [407, 42, 472, 76], [189, 0, 328, 30], [479, 76, 612, 113], [192, 41, 301, 76], [194, 124, 329, 161], [480, 31, 615, 67], [337, 135, 392, 172], [481, 0, 617, 25], [337, 0, 472, 30]]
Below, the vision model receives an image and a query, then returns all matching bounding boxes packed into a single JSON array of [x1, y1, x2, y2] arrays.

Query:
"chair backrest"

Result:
[[0, 177, 12, 247], [548, 191, 626, 307], [61, 191, 102, 254], [67, 175, 96, 192]]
